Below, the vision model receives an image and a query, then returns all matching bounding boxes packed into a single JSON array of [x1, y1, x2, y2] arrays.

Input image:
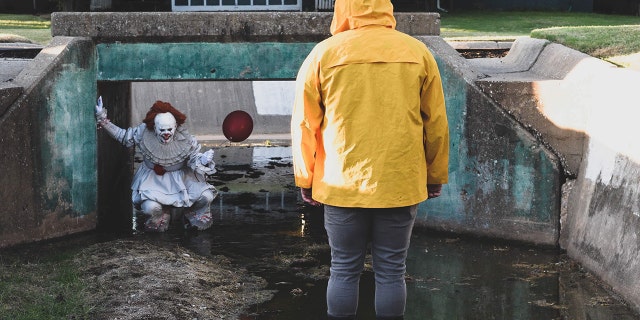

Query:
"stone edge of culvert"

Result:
[[198, 133, 292, 146]]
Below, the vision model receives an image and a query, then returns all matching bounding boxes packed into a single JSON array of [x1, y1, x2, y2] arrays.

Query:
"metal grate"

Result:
[[172, 0, 301, 11], [315, 0, 334, 10]]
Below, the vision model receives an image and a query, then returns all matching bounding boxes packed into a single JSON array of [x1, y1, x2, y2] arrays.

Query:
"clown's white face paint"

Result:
[[154, 112, 177, 144]]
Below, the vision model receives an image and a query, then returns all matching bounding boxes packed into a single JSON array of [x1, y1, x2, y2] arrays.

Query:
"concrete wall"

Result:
[[420, 37, 561, 246], [0, 37, 98, 247], [465, 37, 640, 312], [130, 81, 294, 138]]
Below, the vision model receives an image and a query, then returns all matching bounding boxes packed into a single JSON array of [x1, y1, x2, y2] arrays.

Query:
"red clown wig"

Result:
[[143, 101, 187, 130]]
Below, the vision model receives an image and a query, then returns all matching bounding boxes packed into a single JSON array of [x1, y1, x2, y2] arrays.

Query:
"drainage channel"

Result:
[[1, 145, 638, 319]]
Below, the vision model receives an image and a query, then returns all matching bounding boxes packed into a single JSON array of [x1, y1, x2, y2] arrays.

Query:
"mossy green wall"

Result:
[[97, 42, 315, 81], [418, 53, 560, 245], [41, 60, 98, 216]]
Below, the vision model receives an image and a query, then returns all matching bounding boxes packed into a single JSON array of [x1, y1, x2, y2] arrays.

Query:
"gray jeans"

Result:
[[324, 204, 417, 318]]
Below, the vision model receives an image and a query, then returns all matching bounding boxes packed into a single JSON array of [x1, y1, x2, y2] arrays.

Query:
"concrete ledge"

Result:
[[531, 42, 615, 79], [0, 43, 43, 59], [469, 38, 621, 175], [0, 56, 29, 117], [198, 133, 291, 146], [51, 12, 440, 43], [0, 58, 30, 82], [14, 37, 88, 89], [0, 83, 22, 117], [467, 37, 549, 75], [447, 40, 513, 50]]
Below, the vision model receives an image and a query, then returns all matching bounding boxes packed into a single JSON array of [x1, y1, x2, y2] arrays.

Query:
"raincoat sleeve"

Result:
[[291, 49, 324, 189], [421, 53, 449, 184]]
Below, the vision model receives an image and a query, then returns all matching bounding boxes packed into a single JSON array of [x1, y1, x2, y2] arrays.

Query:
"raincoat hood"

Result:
[[330, 0, 396, 35]]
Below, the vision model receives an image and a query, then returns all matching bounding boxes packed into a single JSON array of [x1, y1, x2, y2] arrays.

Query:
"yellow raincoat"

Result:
[[291, 0, 449, 208]]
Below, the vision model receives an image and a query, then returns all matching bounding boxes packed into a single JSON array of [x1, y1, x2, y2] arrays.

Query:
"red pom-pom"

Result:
[[153, 164, 166, 175]]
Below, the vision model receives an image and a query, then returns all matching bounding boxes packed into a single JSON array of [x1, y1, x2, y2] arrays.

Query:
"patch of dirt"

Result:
[[458, 49, 510, 59], [0, 34, 35, 44], [76, 239, 276, 320]]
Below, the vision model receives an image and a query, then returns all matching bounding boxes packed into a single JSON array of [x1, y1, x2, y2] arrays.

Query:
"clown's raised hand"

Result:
[[93, 96, 127, 144], [95, 96, 108, 124]]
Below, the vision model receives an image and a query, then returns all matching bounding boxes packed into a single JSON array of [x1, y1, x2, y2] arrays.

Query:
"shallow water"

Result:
[[200, 145, 640, 320], [3, 145, 639, 319], [175, 189, 639, 320]]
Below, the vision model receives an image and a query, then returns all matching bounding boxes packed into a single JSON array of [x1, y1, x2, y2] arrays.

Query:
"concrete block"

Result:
[[447, 40, 513, 50], [0, 83, 22, 117], [51, 12, 441, 43], [0, 58, 30, 82], [467, 37, 549, 75], [531, 42, 616, 80], [474, 80, 586, 176]]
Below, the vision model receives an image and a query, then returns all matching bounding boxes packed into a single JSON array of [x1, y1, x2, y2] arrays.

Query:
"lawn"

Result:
[[440, 11, 640, 39], [0, 14, 51, 45], [439, 11, 640, 67], [0, 11, 639, 60]]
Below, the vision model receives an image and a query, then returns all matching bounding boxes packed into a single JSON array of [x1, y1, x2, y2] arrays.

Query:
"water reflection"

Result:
[[406, 235, 559, 320], [141, 145, 640, 319], [187, 149, 639, 320], [174, 188, 640, 320]]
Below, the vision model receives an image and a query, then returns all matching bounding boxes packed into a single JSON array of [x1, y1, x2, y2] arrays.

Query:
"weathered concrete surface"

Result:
[[557, 65, 640, 313], [0, 59, 29, 82], [130, 81, 292, 138], [465, 36, 640, 313], [51, 12, 441, 42], [95, 42, 315, 80], [467, 38, 612, 176], [0, 55, 32, 116], [417, 36, 561, 246], [468, 37, 548, 75], [0, 37, 97, 247], [0, 82, 23, 117], [447, 40, 513, 51]]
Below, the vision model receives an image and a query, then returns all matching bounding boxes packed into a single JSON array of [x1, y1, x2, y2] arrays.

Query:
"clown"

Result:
[[95, 97, 217, 232]]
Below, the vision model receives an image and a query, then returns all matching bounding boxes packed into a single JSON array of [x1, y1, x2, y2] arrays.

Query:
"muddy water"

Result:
[[188, 145, 640, 320], [3, 145, 638, 319], [180, 192, 639, 320]]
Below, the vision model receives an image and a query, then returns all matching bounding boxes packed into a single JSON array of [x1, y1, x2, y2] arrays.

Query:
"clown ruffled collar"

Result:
[[138, 126, 196, 166]]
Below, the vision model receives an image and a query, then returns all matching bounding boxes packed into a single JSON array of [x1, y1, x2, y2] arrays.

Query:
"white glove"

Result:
[[200, 149, 214, 165], [95, 96, 107, 122]]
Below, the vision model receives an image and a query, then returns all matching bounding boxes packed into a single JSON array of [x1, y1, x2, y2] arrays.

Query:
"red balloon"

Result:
[[222, 110, 254, 142]]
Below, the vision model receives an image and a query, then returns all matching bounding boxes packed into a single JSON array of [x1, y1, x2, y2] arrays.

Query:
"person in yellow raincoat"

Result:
[[291, 0, 449, 318]]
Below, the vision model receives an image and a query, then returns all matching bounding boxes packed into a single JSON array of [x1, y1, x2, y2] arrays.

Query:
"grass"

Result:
[[531, 25, 640, 57], [0, 13, 51, 45], [440, 11, 640, 39], [440, 11, 640, 60], [0, 249, 91, 320]]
